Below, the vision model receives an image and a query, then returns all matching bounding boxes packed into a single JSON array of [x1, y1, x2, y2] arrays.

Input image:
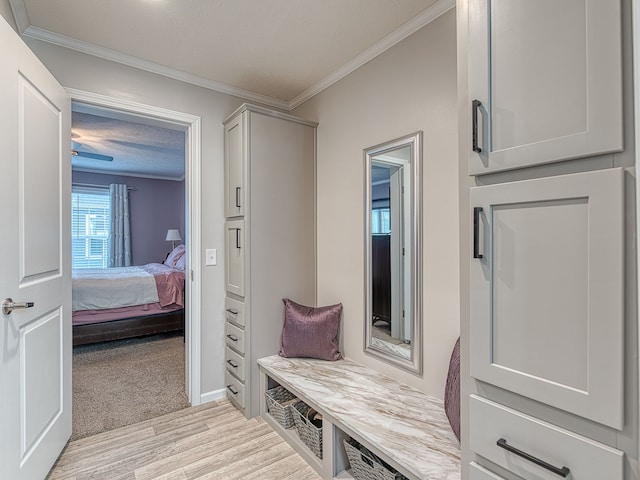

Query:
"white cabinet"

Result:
[[469, 463, 504, 480], [223, 104, 317, 418], [224, 220, 244, 297], [470, 168, 624, 429], [468, 0, 622, 175], [464, 1, 632, 478], [224, 112, 245, 217]]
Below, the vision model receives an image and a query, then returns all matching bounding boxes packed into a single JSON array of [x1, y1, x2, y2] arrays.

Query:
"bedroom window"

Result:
[[372, 207, 391, 235], [71, 186, 111, 268]]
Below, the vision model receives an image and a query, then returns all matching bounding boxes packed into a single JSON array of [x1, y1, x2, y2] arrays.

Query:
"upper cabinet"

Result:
[[469, 0, 623, 175], [225, 112, 245, 217]]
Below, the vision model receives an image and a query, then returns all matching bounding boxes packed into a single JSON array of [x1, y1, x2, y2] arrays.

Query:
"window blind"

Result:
[[372, 207, 391, 234], [71, 186, 110, 269]]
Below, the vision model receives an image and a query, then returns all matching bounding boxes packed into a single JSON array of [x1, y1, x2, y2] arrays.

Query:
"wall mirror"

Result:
[[364, 132, 422, 374]]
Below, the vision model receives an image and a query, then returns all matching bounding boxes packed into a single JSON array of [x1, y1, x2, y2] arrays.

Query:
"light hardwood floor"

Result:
[[47, 399, 321, 480]]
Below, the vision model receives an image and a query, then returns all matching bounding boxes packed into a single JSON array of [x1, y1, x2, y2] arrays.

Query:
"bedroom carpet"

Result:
[[71, 333, 190, 441]]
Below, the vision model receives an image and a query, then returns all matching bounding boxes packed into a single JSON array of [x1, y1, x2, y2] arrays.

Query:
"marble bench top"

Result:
[[257, 355, 461, 480]]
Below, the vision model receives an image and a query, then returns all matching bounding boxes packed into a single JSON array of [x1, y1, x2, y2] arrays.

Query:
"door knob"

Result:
[[2, 298, 34, 315]]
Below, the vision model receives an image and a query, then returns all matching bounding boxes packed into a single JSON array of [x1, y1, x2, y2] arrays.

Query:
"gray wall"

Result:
[[72, 171, 185, 266], [0, 0, 17, 32], [294, 9, 460, 398]]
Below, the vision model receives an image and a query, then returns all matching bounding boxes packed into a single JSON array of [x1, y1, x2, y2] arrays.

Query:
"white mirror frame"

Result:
[[364, 131, 423, 375]]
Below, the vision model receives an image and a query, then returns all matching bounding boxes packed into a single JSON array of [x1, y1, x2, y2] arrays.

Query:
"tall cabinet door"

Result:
[[469, 0, 622, 174], [224, 112, 245, 217], [469, 168, 624, 429], [225, 220, 245, 297]]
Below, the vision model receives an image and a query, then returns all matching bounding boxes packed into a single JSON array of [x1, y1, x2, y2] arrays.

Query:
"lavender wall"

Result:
[[72, 171, 185, 265]]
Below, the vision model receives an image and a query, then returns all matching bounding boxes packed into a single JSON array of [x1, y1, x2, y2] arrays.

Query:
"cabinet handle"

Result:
[[226, 385, 238, 395], [497, 438, 570, 478], [235, 187, 241, 208], [227, 359, 239, 368], [226, 308, 238, 315], [472, 99, 482, 153], [473, 207, 483, 259], [226, 334, 238, 342], [236, 228, 241, 249]]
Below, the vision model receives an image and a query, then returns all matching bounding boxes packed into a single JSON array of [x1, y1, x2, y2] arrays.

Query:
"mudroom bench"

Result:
[[257, 355, 461, 480]]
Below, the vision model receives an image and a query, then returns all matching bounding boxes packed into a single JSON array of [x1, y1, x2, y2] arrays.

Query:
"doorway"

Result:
[[67, 88, 202, 415]]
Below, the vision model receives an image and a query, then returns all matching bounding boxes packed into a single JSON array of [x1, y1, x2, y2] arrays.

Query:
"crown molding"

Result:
[[8, 0, 29, 33], [288, 0, 455, 110], [72, 166, 185, 182], [11, 0, 455, 112], [19, 22, 290, 110]]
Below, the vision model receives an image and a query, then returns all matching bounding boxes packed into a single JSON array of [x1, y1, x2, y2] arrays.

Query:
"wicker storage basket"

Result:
[[265, 386, 298, 429], [344, 439, 408, 480], [292, 401, 323, 459]]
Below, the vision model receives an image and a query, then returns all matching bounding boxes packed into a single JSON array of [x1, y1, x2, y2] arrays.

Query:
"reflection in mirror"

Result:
[[365, 132, 422, 374]]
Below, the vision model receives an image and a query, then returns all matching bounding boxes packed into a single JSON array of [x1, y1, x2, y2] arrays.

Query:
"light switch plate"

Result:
[[205, 248, 217, 266]]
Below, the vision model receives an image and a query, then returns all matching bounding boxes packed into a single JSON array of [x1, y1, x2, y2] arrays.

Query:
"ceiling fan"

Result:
[[71, 140, 113, 162]]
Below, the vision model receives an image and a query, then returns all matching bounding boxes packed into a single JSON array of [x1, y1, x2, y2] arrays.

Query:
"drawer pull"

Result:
[[226, 334, 238, 342], [226, 385, 238, 395], [226, 308, 238, 315], [497, 438, 570, 478], [235, 187, 241, 208], [226, 359, 238, 368]]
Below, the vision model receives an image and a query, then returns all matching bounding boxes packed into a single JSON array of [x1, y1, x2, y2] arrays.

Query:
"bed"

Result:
[[72, 246, 186, 346]]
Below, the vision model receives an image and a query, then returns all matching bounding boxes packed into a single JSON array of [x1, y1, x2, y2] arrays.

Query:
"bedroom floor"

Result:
[[48, 398, 320, 479], [71, 332, 190, 440]]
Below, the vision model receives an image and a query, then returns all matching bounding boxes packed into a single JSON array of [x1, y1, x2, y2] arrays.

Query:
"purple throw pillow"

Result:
[[279, 298, 343, 361], [444, 337, 461, 441]]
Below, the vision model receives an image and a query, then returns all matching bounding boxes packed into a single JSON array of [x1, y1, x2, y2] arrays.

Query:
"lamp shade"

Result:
[[165, 229, 181, 242]]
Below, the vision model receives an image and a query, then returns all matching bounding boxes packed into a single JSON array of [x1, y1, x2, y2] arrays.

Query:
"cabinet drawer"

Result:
[[225, 346, 245, 382], [225, 321, 245, 354], [469, 395, 623, 480], [225, 371, 245, 409], [225, 296, 245, 327], [469, 462, 504, 480]]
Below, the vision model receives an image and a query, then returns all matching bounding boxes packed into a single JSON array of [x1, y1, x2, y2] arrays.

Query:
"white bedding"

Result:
[[72, 266, 159, 311]]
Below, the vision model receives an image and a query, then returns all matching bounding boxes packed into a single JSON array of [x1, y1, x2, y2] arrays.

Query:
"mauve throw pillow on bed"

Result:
[[444, 336, 461, 441], [279, 298, 343, 361], [165, 244, 185, 267]]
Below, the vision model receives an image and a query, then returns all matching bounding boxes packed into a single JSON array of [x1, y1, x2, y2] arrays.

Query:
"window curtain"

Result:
[[108, 184, 131, 267]]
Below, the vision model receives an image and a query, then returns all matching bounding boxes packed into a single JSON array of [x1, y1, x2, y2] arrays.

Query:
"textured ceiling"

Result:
[[16, 0, 440, 104], [71, 108, 185, 180]]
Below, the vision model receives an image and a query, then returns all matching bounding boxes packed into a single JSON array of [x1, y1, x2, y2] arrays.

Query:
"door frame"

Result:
[[66, 88, 203, 404], [633, 0, 640, 463]]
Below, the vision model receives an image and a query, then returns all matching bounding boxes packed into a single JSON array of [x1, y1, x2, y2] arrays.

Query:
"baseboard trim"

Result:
[[200, 388, 226, 404]]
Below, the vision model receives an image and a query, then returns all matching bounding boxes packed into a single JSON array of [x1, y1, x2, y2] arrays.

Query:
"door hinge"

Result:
[[191, 270, 194, 281]]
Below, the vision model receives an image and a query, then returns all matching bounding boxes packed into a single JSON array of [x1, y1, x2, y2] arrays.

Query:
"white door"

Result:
[[0, 16, 72, 480], [468, 0, 622, 174], [469, 168, 624, 429]]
